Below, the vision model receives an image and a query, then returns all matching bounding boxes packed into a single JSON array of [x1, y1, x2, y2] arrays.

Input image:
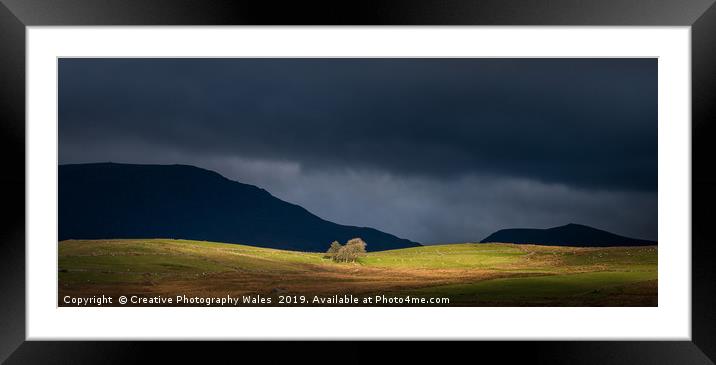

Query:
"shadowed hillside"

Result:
[[480, 223, 656, 247], [59, 163, 420, 251]]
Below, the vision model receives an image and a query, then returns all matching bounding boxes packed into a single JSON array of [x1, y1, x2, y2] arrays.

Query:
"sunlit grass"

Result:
[[58, 239, 657, 306]]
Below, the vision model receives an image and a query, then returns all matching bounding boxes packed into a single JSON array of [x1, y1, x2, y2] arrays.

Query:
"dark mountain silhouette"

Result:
[[59, 163, 420, 252], [480, 223, 656, 247]]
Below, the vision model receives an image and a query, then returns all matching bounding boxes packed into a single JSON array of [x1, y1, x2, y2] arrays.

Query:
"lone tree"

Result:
[[325, 241, 343, 259], [330, 238, 367, 263]]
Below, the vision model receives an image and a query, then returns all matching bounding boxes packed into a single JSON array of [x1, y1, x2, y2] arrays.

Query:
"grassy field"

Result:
[[58, 239, 657, 306]]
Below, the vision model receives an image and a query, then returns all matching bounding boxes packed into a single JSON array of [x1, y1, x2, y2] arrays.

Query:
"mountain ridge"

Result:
[[480, 223, 656, 247], [59, 162, 420, 252]]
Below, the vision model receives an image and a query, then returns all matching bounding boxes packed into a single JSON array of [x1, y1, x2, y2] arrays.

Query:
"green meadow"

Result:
[[59, 239, 657, 306]]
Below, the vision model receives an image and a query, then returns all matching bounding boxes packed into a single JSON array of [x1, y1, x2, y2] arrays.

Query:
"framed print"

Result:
[[1, 0, 715, 363]]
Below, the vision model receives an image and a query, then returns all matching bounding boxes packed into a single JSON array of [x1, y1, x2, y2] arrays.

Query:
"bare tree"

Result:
[[325, 241, 342, 259], [331, 238, 367, 263], [346, 238, 367, 252]]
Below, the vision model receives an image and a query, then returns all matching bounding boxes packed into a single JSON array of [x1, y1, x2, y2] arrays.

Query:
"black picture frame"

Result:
[[1, 1, 714, 363]]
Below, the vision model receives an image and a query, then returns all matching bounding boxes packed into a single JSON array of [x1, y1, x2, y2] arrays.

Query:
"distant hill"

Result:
[[480, 223, 656, 247], [59, 163, 420, 252]]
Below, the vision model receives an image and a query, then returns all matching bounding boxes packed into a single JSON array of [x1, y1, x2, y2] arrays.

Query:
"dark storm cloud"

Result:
[[59, 58, 657, 192], [58, 58, 658, 242]]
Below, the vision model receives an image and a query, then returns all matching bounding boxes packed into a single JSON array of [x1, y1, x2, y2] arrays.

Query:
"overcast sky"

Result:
[[58, 58, 657, 244]]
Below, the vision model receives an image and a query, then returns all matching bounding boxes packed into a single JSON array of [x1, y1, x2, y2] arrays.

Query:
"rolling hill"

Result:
[[59, 163, 420, 251], [480, 223, 656, 247], [58, 238, 658, 306]]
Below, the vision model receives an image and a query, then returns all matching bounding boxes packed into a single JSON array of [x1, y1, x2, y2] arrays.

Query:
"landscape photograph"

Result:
[[58, 58, 657, 307]]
